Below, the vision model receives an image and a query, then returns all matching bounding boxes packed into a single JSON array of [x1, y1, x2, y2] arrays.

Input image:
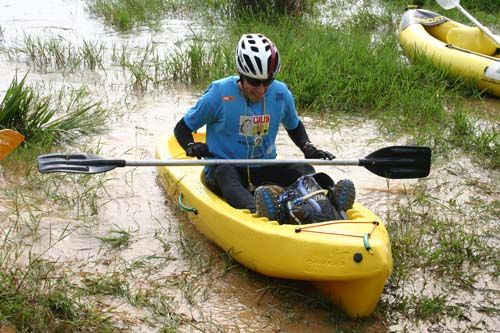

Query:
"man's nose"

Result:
[[254, 84, 266, 94]]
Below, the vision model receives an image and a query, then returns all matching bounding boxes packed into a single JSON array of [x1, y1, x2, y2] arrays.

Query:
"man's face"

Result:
[[240, 76, 273, 102]]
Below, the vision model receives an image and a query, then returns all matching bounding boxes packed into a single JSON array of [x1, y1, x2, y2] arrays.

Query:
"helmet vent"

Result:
[[237, 57, 245, 71], [243, 54, 256, 75], [255, 57, 263, 75]]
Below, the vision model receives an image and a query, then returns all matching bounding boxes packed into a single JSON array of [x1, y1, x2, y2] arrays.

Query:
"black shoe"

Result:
[[254, 185, 284, 221], [330, 179, 356, 212]]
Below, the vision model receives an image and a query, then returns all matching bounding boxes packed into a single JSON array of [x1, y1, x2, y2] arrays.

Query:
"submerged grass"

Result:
[[97, 227, 131, 250], [86, 0, 322, 32], [0, 223, 117, 332], [386, 179, 499, 322], [389, 294, 463, 323], [3, 35, 105, 71], [86, 0, 186, 32], [0, 262, 117, 332]]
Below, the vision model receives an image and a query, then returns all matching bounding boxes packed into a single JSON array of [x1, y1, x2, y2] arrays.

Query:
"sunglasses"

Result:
[[243, 76, 274, 87]]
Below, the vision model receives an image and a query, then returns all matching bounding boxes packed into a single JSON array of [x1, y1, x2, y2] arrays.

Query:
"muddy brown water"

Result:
[[1, 1, 499, 332]]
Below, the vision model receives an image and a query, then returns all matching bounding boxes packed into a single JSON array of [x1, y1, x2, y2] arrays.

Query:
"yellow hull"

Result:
[[156, 133, 393, 317], [399, 8, 500, 97]]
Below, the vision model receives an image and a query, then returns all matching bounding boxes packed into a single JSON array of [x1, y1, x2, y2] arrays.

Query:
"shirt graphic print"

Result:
[[239, 115, 270, 137]]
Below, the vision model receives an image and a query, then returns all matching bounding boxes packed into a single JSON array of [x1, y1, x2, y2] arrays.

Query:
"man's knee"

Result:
[[213, 164, 242, 184], [212, 165, 255, 211], [290, 164, 315, 176]]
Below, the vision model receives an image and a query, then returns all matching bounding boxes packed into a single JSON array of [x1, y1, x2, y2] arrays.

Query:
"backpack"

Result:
[[278, 173, 344, 224], [255, 173, 356, 225]]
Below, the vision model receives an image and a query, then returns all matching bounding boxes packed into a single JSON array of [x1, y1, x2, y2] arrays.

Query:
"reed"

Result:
[[0, 74, 109, 145], [86, 0, 184, 32], [4, 35, 106, 72]]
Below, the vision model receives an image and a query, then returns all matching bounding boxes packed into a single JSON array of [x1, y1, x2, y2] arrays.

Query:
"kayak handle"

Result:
[[363, 233, 373, 255], [178, 193, 198, 215]]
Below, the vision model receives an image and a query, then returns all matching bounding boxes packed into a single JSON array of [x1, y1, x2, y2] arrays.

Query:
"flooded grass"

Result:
[[384, 175, 499, 327], [97, 227, 131, 250], [2, 35, 106, 72], [0, 214, 117, 331], [220, 14, 498, 167], [449, 108, 500, 169], [2, 10, 495, 167], [83, 272, 131, 297], [0, 262, 117, 332], [112, 37, 234, 91], [86, 0, 187, 32]]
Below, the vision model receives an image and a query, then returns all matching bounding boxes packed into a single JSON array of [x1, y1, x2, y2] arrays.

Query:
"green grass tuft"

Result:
[[0, 74, 109, 145]]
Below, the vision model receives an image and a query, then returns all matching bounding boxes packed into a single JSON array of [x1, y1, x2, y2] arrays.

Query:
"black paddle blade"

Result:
[[37, 153, 125, 174], [360, 146, 431, 179]]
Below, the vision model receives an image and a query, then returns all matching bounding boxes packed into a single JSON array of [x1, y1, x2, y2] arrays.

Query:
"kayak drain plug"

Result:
[[353, 253, 363, 263]]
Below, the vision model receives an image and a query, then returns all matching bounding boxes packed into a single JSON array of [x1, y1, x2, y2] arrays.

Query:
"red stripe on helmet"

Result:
[[268, 44, 277, 77]]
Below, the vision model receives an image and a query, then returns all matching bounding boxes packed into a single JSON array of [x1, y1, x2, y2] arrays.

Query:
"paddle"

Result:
[[37, 145, 431, 179], [0, 129, 25, 160], [436, 0, 500, 46]]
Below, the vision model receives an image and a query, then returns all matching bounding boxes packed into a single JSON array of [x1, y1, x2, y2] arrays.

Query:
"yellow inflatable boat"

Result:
[[399, 7, 500, 97], [156, 133, 393, 317]]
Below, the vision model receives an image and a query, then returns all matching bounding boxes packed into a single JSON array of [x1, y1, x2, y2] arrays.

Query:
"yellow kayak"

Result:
[[156, 133, 393, 317], [399, 7, 500, 97]]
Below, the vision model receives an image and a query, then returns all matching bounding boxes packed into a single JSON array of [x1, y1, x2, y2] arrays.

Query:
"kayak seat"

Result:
[[446, 27, 498, 56]]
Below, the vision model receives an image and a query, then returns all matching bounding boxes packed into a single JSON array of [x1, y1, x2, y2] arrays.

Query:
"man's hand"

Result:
[[186, 142, 213, 159], [302, 142, 335, 160]]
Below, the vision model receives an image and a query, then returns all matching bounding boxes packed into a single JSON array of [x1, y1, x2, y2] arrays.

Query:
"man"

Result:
[[174, 33, 334, 212]]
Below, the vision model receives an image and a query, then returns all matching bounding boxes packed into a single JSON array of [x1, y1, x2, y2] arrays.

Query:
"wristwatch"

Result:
[[186, 142, 195, 156], [301, 142, 314, 150]]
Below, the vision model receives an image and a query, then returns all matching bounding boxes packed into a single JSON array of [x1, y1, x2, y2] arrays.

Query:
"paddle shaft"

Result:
[[63, 158, 367, 167], [37, 145, 431, 178]]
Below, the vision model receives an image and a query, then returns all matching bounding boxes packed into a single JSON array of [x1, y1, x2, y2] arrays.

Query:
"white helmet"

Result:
[[235, 34, 281, 80]]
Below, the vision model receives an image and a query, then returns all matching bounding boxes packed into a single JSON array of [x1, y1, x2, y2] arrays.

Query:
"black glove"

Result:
[[302, 142, 335, 160], [186, 142, 213, 159]]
